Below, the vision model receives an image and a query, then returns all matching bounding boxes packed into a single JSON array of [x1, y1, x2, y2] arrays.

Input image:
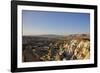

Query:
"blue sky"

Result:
[[22, 10, 90, 35]]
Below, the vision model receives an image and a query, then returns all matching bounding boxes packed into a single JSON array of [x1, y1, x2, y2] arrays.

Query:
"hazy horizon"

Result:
[[23, 33, 90, 36], [22, 10, 90, 36]]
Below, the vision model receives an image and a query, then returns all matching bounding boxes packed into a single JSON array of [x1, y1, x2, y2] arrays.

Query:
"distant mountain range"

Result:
[[36, 34, 65, 38], [23, 34, 90, 39]]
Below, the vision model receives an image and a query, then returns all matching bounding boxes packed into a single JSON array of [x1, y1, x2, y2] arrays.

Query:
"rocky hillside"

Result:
[[22, 34, 90, 62]]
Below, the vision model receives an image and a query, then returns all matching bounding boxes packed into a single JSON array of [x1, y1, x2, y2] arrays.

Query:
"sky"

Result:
[[22, 10, 90, 35]]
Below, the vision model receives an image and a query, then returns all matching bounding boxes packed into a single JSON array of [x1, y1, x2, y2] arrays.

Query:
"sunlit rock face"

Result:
[[70, 39, 90, 60], [22, 34, 90, 62]]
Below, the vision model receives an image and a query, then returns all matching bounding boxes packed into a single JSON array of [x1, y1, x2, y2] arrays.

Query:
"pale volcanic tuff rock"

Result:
[[22, 34, 90, 62]]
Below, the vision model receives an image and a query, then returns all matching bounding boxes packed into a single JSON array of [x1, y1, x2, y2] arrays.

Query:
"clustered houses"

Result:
[[22, 35, 90, 62]]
